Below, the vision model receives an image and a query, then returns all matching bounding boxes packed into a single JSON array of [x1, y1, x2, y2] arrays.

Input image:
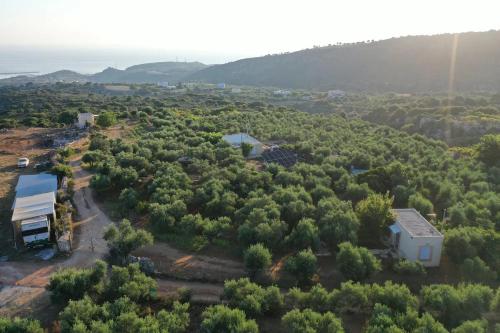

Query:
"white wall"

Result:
[[395, 221, 443, 267], [250, 142, 264, 157]]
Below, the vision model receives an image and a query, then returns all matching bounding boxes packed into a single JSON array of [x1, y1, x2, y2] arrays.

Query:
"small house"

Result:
[[76, 112, 95, 129], [217, 83, 226, 89], [222, 133, 264, 158], [11, 173, 58, 246], [327, 90, 346, 99], [389, 208, 443, 267]]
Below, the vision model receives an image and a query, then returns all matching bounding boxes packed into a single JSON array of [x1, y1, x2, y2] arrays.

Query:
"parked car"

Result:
[[17, 157, 30, 168]]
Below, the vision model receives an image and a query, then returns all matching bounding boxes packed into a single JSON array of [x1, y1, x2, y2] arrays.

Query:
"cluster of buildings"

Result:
[[11, 173, 58, 247], [222, 133, 444, 267]]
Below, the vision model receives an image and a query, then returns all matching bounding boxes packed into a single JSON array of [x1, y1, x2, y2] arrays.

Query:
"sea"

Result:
[[0, 47, 238, 79]]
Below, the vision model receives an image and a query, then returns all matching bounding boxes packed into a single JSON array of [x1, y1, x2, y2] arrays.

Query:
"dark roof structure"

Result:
[[261, 148, 298, 168]]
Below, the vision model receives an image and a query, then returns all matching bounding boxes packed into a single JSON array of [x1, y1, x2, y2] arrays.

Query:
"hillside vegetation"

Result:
[[0, 85, 499, 332], [190, 30, 500, 92]]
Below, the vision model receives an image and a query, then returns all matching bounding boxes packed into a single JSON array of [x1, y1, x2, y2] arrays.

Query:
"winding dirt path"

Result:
[[0, 156, 233, 314]]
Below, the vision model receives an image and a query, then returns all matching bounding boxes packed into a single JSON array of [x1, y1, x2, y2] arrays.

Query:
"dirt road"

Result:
[[0, 157, 112, 316], [0, 156, 230, 315]]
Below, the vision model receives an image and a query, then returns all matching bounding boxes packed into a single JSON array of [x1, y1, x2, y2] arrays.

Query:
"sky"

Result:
[[1, 0, 500, 64]]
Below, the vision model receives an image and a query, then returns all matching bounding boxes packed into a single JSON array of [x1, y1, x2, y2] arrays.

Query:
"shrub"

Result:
[[285, 218, 320, 251], [47, 260, 106, 304], [451, 320, 488, 333], [336, 242, 381, 281], [420, 284, 494, 328], [285, 249, 317, 285], [393, 259, 427, 276], [243, 243, 272, 276], [0, 317, 43, 333], [461, 257, 497, 283], [222, 278, 283, 317], [282, 309, 344, 333], [103, 219, 153, 265], [200, 305, 258, 333]]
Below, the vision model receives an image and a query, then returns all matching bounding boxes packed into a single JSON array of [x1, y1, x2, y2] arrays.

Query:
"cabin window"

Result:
[[418, 245, 432, 261], [21, 227, 49, 236]]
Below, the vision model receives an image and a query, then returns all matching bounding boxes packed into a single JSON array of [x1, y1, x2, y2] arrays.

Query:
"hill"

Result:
[[0, 61, 208, 86], [91, 61, 208, 84], [189, 30, 500, 92]]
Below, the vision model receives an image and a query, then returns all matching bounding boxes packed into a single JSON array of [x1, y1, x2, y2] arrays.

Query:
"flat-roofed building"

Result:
[[389, 208, 444, 267]]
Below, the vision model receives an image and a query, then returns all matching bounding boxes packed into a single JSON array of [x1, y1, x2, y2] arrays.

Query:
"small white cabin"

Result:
[[222, 133, 264, 158], [76, 113, 95, 129], [327, 90, 346, 99], [389, 208, 444, 267]]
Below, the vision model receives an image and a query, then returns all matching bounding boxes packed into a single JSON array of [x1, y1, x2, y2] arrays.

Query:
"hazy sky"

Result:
[[1, 0, 499, 63]]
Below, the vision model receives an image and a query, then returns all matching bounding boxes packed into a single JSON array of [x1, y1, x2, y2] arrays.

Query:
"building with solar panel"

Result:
[[222, 133, 264, 158], [261, 146, 298, 168], [389, 208, 443, 267]]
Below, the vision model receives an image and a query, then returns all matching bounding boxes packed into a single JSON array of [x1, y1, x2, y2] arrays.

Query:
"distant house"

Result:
[[76, 112, 95, 129], [231, 87, 242, 93], [273, 90, 291, 96], [217, 83, 226, 89], [222, 133, 264, 158], [327, 90, 346, 99], [389, 208, 444, 267]]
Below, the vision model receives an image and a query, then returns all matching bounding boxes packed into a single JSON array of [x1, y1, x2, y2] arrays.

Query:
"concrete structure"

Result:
[[76, 112, 95, 129], [231, 87, 242, 93], [222, 133, 264, 158], [274, 89, 291, 96], [327, 90, 346, 99], [389, 208, 443, 267], [217, 83, 226, 89]]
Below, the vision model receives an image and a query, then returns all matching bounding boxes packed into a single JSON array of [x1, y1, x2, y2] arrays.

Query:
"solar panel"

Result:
[[261, 148, 298, 168]]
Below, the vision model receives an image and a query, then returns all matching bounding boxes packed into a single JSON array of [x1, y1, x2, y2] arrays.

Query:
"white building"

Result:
[[222, 133, 264, 158], [76, 113, 95, 129], [11, 173, 58, 247], [327, 90, 346, 99], [273, 89, 291, 96], [389, 208, 443, 267], [231, 87, 242, 93]]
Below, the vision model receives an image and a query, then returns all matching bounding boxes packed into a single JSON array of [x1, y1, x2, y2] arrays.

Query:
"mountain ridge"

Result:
[[189, 30, 500, 92], [0, 61, 208, 86]]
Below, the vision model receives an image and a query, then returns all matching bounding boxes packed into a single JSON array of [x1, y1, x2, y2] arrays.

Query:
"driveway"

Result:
[[0, 157, 110, 315]]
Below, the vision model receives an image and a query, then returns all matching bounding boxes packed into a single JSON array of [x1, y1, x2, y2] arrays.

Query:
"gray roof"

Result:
[[393, 208, 443, 237], [222, 133, 261, 146], [12, 192, 56, 221], [15, 173, 58, 198]]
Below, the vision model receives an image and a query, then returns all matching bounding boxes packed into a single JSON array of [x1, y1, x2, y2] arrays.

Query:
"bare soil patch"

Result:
[[134, 242, 245, 283]]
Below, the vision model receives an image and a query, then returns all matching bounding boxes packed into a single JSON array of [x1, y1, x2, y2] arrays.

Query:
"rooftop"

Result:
[[222, 133, 261, 146], [15, 173, 58, 198], [393, 208, 443, 237], [12, 192, 56, 221]]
